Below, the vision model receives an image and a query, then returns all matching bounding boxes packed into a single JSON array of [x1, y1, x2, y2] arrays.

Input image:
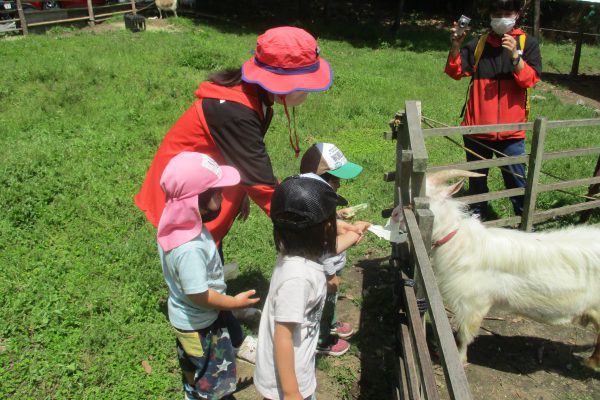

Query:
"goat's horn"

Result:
[[427, 169, 485, 185]]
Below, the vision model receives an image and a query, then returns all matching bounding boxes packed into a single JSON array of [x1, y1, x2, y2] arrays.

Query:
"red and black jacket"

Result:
[[135, 81, 275, 243], [445, 28, 542, 140]]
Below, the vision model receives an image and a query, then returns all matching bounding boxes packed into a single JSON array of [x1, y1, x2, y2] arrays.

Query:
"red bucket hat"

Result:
[[242, 26, 332, 95]]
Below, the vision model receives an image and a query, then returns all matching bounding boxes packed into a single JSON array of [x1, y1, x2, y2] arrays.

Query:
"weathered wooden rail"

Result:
[[385, 100, 600, 399]]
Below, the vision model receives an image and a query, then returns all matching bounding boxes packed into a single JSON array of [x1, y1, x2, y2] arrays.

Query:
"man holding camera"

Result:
[[445, 0, 542, 220]]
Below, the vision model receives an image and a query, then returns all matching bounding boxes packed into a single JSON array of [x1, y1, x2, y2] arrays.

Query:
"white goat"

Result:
[[426, 170, 600, 370], [155, 0, 178, 19]]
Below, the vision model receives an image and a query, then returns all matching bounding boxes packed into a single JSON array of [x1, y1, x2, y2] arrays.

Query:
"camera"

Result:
[[455, 15, 471, 36]]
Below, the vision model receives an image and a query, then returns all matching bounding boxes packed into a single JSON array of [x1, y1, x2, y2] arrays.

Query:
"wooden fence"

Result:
[[384, 100, 600, 399], [0, 0, 148, 35]]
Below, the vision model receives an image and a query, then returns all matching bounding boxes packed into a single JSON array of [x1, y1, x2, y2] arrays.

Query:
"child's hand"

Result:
[[337, 219, 361, 235], [233, 289, 260, 309], [326, 275, 340, 293], [353, 221, 371, 233], [337, 207, 352, 219]]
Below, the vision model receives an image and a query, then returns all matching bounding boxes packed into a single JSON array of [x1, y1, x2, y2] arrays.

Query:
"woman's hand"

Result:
[[236, 194, 250, 221]]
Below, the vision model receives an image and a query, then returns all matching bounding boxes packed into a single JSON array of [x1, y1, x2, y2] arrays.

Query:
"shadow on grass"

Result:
[[354, 256, 400, 399]]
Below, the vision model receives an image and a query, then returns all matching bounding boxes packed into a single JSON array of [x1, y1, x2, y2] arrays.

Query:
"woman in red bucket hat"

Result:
[[135, 26, 332, 253]]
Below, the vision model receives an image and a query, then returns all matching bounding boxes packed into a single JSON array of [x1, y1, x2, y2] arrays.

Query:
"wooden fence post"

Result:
[[533, 0, 541, 39], [15, 0, 28, 35], [87, 0, 96, 26], [131, 0, 137, 15], [521, 117, 547, 231]]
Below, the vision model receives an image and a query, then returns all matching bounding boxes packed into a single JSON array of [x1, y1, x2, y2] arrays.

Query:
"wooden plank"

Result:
[[404, 209, 472, 400], [401, 150, 413, 207], [521, 118, 547, 231], [397, 347, 411, 400], [546, 118, 600, 129], [423, 118, 600, 138], [543, 146, 600, 161], [401, 271, 440, 400], [399, 318, 421, 400], [130, 0, 137, 15], [27, 15, 91, 27], [15, 0, 27, 35], [483, 215, 522, 228], [458, 188, 524, 205], [532, 199, 600, 223], [412, 171, 426, 203], [423, 122, 532, 137], [426, 155, 529, 173], [405, 101, 428, 173], [538, 176, 600, 193]]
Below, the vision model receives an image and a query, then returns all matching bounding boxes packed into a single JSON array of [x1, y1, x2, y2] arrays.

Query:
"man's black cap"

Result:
[[271, 174, 347, 230]]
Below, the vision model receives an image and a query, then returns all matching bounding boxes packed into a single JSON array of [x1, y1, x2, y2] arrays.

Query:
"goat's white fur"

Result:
[[427, 171, 600, 369], [156, 0, 178, 19]]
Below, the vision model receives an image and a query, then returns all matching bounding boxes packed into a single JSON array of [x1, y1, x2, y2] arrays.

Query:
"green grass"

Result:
[[0, 18, 599, 399]]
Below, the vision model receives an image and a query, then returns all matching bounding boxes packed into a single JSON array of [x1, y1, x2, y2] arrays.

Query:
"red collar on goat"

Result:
[[433, 229, 458, 248]]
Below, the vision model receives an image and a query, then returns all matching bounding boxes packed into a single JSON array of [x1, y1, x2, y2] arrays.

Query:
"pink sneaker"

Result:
[[316, 338, 350, 356], [330, 322, 354, 339]]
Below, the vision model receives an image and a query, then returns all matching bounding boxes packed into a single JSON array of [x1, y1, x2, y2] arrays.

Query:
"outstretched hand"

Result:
[[233, 289, 260, 309], [236, 194, 250, 221]]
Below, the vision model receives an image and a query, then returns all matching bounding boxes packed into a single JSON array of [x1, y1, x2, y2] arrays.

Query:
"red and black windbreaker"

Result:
[[135, 81, 275, 244], [445, 28, 542, 140]]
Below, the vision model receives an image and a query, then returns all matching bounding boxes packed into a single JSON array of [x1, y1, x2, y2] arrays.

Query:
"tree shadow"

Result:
[[169, 0, 455, 52]]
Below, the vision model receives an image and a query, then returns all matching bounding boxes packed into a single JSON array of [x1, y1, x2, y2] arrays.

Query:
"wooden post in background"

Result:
[[131, 0, 137, 15], [15, 0, 28, 35], [86, 0, 96, 27], [521, 117, 547, 232], [533, 0, 541, 38]]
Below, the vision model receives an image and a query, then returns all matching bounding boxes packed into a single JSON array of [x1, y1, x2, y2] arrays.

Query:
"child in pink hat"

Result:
[[157, 152, 260, 400]]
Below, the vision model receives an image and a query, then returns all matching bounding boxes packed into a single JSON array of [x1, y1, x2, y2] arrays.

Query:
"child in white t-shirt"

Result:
[[300, 143, 370, 356], [254, 174, 346, 400], [157, 152, 260, 400]]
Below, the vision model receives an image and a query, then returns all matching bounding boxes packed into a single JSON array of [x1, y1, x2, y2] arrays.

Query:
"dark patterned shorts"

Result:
[[175, 313, 237, 400]]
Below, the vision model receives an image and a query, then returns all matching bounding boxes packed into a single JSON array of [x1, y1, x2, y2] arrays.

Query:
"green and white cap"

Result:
[[300, 143, 363, 179]]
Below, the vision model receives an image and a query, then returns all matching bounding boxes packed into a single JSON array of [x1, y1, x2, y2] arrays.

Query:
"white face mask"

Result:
[[490, 17, 516, 35]]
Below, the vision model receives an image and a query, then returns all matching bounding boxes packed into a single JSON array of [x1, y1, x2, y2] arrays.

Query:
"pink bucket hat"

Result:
[[241, 26, 333, 95], [157, 152, 240, 252]]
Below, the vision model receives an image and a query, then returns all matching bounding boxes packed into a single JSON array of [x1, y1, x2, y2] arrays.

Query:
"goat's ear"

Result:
[[445, 179, 464, 197]]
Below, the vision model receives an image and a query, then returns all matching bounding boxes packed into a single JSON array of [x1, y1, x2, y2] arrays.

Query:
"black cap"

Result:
[[271, 174, 347, 230]]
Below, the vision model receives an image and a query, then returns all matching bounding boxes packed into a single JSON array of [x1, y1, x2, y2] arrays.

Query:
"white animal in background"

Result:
[[155, 0, 178, 19], [426, 170, 600, 370]]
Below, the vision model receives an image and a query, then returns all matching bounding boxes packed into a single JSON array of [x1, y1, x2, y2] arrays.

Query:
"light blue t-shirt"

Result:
[[158, 227, 226, 330]]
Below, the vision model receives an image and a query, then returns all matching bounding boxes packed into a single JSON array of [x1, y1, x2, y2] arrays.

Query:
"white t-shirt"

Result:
[[254, 255, 327, 400], [158, 227, 226, 331]]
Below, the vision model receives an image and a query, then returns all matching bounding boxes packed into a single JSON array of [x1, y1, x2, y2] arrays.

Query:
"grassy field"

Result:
[[1, 17, 599, 399]]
